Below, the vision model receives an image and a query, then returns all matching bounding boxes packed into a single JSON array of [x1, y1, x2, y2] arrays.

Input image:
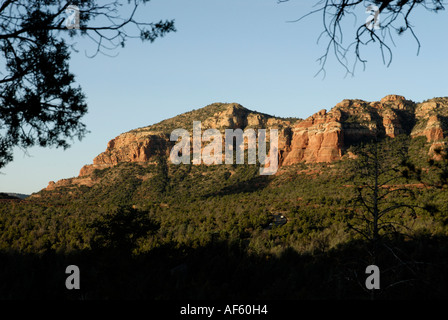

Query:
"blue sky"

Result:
[[1, 0, 448, 194]]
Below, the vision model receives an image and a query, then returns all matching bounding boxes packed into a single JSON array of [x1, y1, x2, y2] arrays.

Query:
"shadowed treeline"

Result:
[[1, 235, 447, 300]]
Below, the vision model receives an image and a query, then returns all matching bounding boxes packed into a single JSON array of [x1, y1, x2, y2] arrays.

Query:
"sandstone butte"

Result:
[[44, 95, 448, 191]]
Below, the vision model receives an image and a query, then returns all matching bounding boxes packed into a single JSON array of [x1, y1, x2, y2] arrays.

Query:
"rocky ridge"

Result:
[[44, 95, 448, 191]]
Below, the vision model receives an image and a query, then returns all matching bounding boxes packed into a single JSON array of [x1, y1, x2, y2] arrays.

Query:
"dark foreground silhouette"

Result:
[[1, 235, 447, 300]]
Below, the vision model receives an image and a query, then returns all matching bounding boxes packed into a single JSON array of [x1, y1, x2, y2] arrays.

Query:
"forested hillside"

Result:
[[1, 134, 448, 299]]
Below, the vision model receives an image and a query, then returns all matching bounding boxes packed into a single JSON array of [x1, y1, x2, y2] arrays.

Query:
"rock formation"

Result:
[[44, 95, 448, 191]]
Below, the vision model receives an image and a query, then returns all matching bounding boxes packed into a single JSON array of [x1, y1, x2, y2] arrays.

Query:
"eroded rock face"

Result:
[[281, 109, 343, 164], [45, 176, 95, 191], [412, 103, 445, 142], [213, 103, 249, 128], [44, 96, 448, 191], [424, 116, 444, 141], [92, 132, 169, 165], [280, 95, 421, 165], [79, 163, 113, 177]]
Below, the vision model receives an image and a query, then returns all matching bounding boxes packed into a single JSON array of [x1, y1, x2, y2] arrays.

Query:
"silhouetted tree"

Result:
[[347, 135, 435, 297], [89, 206, 159, 253], [0, 1, 175, 168], [348, 135, 417, 255], [280, 0, 446, 76]]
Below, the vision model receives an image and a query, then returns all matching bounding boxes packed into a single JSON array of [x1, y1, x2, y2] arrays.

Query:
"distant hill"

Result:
[[8, 193, 29, 199], [0, 193, 23, 200], [0, 192, 29, 199]]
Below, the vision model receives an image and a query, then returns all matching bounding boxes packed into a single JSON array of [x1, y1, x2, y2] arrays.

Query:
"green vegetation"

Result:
[[130, 103, 301, 135], [1, 135, 448, 299], [132, 103, 228, 133]]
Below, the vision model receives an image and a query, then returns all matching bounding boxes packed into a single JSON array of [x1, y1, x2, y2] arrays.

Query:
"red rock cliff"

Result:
[[46, 95, 448, 190]]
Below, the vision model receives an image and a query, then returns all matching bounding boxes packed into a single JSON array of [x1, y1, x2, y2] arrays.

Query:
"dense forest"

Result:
[[1, 135, 448, 299]]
